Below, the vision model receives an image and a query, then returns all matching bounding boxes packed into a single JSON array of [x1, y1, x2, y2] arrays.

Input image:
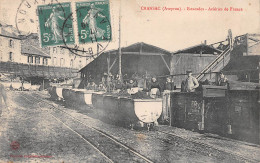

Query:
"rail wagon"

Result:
[[48, 86, 59, 100], [103, 95, 121, 123], [95, 94, 163, 130], [48, 87, 163, 130], [23, 83, 31, 90], [62, 88, 73, 106], [11, 82, 22, 90], [56, 87, 63, 100], [119, 98, 162, 130], [73, 89, 95, 108]]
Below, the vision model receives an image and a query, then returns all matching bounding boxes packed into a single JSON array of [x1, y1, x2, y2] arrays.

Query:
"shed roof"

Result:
[[173, 43, 223, 55], [0, 22, 22, 39], [105, 42, 172, 55], [21, 45, 50, 58], [79, 42, 171, 72], [21, 33, 50, 57]]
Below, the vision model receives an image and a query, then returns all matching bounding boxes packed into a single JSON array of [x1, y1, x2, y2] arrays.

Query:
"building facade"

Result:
[[49, 46, 87, 70], [0, 23, 87, 70]]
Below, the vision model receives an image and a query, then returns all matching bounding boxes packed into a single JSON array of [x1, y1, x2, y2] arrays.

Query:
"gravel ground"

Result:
[[0, 91, 110, 162], [0, 91, 259, 163]]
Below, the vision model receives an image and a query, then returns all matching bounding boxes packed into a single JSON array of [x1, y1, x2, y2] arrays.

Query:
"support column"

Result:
[[201, 99, 205, 130], [259, 58, 260, 84], [42, 79, 45, 91]]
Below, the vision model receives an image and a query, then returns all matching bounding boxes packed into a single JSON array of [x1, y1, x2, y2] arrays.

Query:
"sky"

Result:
[[0, 0, 259, 52]]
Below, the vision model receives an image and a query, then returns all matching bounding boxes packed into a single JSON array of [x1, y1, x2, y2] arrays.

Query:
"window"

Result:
[[35, 56, 40, 64], [53, 57, 57, 65], [9, 39, 14, 48], [9, 52, 13, 61], [43, 58, 48, 65], [53, 47, 57, 53], [60, 58, 64, 67], [70, 59, 74, 67], [0, 50, 2, 61], [28, 55, 33, 63]]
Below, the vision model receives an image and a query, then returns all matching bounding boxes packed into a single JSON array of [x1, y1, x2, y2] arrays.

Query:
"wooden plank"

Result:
[[228, 81, 260, 90], [202, 85, 227, 97]]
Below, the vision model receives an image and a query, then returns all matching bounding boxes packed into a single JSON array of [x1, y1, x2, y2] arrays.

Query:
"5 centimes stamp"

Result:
[[37, 2, 74, 47], [76, 0, 112, 44], [61, 0, 112, 58]]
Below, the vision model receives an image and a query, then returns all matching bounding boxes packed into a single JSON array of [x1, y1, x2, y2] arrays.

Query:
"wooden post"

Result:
[[201, 99, 205, 130], [184, 97, 187, 123], [169, 93, 172, 126], [223, 52, 225, 67], [42, 79, 44, 91], [118, 0, 122, 80], [258, 90, 260, 144], [259, 58, 260, 84], [246, 33, 249, 56], [107, 52, 111, 92]]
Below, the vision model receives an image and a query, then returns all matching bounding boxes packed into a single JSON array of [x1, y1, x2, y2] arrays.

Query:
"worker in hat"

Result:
[[184, 70, 199, 92], [216, 71, 228, 86], [0, 74, 8, 116]]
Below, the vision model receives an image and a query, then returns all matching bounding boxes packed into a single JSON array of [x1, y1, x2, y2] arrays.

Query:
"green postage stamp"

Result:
[[76, 0, 112, 44], [37, 3, 74, 47]]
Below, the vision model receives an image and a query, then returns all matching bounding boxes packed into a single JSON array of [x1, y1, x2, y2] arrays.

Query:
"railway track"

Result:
[[156, 130, 259, 163], [21, 92, 154, 163], [22, 91, 258, 163]]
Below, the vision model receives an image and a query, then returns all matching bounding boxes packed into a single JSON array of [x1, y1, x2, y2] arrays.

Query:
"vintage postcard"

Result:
[[0, 0, 259, 162]]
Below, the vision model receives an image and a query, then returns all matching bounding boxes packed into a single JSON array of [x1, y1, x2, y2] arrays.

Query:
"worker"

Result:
[[217, 71, 228, 86], [101, 73, 107, 85], [184, 70, 199, 92], [106, 73, 113, 92], [0, 74, 8, 116], [114, 79, 124, 91], [98, 82, 107, 91], [164, 76, 175, 91], [148, 76, 161, 97], [86, 81, 97, 90], [126, 79, 136, 89]]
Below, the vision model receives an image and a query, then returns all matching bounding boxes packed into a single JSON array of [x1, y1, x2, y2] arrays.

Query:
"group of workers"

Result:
[[84, 72, 176, 94], [181, 70, 228, 92], [84, 70, 228, 97]]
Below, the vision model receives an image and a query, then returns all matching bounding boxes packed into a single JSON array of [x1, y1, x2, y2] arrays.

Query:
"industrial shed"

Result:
[[79, 42, 172, 82], [170, 43, 223, 88]]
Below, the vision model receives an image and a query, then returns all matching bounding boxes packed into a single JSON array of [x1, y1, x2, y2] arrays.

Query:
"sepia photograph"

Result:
[[0, 0, 259, 162]]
